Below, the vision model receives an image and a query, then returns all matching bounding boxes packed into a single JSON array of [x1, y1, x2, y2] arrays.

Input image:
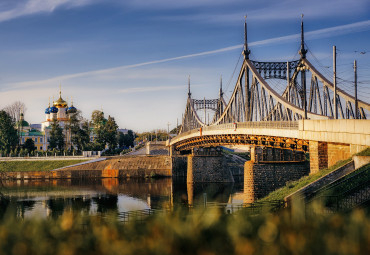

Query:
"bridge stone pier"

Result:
[[172, 147, 235, 183], [244, 147, 309, 203]]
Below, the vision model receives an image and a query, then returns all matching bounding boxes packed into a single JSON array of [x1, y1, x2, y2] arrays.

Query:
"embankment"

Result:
[[0, 156, 172, 180]]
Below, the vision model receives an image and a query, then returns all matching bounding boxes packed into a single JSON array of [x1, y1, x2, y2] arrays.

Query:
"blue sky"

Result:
[[0, 0, 369, 132]]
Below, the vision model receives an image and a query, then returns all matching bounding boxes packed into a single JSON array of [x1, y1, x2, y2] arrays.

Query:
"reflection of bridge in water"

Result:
[[0, 178, 244, 218]]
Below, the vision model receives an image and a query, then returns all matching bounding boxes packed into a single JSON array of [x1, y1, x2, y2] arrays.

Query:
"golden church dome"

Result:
[[53, 89, 68, 108]]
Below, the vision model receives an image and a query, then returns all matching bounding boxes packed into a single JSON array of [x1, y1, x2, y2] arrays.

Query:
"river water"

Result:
[[0, 177, 246, 219]]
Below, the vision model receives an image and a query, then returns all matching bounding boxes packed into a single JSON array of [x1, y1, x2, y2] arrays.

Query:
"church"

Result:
[[18, 88, 78, 151]]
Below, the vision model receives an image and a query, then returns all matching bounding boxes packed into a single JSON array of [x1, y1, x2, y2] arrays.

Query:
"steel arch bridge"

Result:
[[172, 19, 370, 153]]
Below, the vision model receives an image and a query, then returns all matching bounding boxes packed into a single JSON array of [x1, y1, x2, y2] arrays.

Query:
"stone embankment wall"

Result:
[[0, 170, 103, 180], [244, 161, 310, 203], [1, 156, 172, 180]]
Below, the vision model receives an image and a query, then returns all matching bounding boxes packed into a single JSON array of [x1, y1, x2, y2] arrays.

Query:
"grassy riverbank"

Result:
[[0, 206, 368, 255], [259, 158, 352, 202], [0, 160, 88, 172]]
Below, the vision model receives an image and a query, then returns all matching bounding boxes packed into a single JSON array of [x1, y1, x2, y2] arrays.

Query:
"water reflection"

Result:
[[0, 177, 244, 219]]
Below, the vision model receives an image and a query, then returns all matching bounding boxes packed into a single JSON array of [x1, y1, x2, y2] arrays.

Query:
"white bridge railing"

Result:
[[172, 121, 299, 144]]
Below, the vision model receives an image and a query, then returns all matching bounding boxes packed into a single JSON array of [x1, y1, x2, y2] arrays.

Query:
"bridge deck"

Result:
[[171, 120, 370, 148]]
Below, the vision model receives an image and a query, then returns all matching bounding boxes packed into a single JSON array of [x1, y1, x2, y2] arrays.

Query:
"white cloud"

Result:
[[150, 0, 369, 23], [2, 0, 367, 25], [4, 19, 369, 92], [119, 85, 184, 94], [0, 0, 99, 22]]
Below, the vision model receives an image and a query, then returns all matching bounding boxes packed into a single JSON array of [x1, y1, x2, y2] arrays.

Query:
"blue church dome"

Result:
[[45, 107, 50, 114], [67, 106, 77, 114], [49, 106, 58, 113]]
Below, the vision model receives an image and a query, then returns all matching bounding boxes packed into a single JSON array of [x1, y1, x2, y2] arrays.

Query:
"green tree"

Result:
[[67, 111, 90, 152], [90, 110, 107, 150], [170, 125, 181, 134], [0, 110, 19, 152], [77, 120, 91, 151], [119, 130, 135, 148], [23, 138, 36, 153], [105, 116, 118, 150], [118, 132, 125, 148], [49, 120, 65, 150]]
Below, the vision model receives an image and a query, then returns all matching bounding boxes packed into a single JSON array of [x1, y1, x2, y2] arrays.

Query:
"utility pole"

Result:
[[354, 60, 358, 119], [167, 122, 170, 140], [299, 14, 307, 119], [244, 15, 251, 121], [333, 46, 337, 119], [287, 61, 290, 101], [204, 97, 206, 125]]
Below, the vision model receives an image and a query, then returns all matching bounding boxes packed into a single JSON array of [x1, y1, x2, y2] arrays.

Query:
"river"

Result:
[[0, 177, 246, 219]]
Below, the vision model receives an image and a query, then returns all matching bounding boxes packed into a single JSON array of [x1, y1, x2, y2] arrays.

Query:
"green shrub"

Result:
[[0, 207, 368, 255]]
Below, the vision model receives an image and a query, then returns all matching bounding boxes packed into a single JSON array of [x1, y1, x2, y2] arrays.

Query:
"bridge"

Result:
[[169, 18, 370, 195]]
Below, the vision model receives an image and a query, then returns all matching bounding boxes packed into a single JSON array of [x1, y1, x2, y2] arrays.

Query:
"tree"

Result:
[[124, 130, 135, 148], [2, 101, 27, 122], [66, 111, 90, 151], [77, 120, 91, 151], [118, 132, 125, 148], [90, 110, 107, 150], [105, 116, 118, 150], [23, 138, 36, 153], [49, 120, 65, 150], [136, 129, 167, 142], [0, 110, 19, 152], [170, 125, 181, 134]]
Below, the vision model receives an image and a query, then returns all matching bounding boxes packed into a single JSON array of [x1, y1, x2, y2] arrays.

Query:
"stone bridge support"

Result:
[[173, 147, 234, 183], [244, 147, 309, 203]]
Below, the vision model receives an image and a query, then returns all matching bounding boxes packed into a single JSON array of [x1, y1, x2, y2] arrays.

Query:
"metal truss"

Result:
[[251, 60, 300, 80], [174, 134, 309, 152], [179, 96, 227, 133], [178, 20, 370, 140]]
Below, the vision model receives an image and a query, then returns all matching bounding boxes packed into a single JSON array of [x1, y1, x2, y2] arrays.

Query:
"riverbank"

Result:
[[0, 159, 88, 172], [0, 155, 171, 179]]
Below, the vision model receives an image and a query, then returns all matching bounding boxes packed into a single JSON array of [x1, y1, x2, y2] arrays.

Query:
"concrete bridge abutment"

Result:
[[309, 141, 367, 174]]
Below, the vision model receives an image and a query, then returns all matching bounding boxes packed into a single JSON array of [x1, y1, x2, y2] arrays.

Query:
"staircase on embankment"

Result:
[[285, 154, 370, 211]]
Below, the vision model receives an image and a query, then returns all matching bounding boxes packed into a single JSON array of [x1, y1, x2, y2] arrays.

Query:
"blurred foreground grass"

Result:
[[0, 205, 369, 255]]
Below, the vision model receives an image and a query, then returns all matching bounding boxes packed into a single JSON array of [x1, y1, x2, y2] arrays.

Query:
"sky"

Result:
[[0, 0, 369, 132]]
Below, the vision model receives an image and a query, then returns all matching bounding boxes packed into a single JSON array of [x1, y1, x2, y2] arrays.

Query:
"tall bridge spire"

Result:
[[219, 75, 224, 98], [243, 15, 250, 59], [299, 14, 307, 59], [188, 75, 191, 98]]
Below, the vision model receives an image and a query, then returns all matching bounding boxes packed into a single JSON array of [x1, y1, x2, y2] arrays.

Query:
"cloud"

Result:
[[250, 20, 370, 47], [151, 0, 369, 23], [0, 0, 99, 22], [119, 85, 184, 94], [122, 0, 245, 10], [5, 19, 369, 92]]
